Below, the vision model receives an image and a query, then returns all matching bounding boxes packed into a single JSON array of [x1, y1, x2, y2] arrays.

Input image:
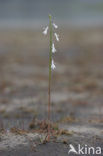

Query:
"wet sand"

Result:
[[0, 28, 103, 155]]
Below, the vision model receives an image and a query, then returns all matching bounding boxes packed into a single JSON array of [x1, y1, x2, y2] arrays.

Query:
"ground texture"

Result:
[[0, 28, 103, 155]]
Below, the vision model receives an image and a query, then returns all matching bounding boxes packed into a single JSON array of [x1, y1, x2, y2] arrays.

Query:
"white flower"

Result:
[[53, 23, 58, 29], [54, 33, 59, 41], [43, 26, 48, 35], [51, 59, 56, 70], [52, 43, 56, 53]]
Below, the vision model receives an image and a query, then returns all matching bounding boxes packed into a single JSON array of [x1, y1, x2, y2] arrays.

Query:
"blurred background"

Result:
[[0, 0, 103, 129], [0, 0, 103, 28]]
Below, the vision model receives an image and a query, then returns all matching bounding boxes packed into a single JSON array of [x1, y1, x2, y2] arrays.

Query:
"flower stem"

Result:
[[48, 14, 52, 140]]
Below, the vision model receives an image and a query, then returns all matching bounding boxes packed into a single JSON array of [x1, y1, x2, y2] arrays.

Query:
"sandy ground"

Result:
[[0, 28, 103, 155]]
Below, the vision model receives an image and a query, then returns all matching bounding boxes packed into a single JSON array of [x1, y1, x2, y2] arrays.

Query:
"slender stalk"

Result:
[[48, 14, 52, 140]]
